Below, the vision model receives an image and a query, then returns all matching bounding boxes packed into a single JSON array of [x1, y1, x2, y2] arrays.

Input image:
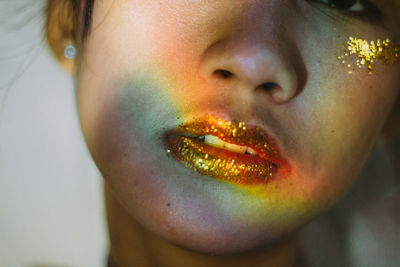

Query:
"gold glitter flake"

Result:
[[167, 115, 283, 184], [170, 136, 274, 184], [177, 115, 279, 159], [338, 37, 400, 74]]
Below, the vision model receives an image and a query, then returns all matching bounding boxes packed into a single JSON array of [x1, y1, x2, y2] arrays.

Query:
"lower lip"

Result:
[[166, 135, 277, 185]]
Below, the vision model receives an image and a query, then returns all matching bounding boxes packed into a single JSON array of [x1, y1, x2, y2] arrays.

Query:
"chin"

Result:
[[146, 210, 296, 255]]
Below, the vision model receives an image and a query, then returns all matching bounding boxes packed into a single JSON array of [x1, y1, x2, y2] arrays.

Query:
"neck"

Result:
[[105, 184, 299, 267]]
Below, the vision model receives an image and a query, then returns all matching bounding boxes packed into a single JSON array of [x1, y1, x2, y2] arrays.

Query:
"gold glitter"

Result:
[[170, 137, 274, 184], [166, 115, 285, 184], [175, 115, 279, 159], [338, 37, 400, 73]]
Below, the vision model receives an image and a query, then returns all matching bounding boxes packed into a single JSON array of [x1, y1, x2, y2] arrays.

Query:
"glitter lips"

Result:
[[164, 115, 289, 185]]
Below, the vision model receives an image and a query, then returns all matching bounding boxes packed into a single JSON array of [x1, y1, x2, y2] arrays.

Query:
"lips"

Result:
[[164, 115, 289, 185]]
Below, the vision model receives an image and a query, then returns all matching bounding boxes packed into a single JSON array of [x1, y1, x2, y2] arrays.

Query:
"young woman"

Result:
[[45, 0, 400, 266]]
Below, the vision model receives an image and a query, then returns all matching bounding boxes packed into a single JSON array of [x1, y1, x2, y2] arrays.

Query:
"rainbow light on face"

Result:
[[338, 37, 400, 74]]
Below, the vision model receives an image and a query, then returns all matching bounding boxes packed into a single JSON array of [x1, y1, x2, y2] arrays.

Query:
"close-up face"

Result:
[[74, 0, 400, 254]]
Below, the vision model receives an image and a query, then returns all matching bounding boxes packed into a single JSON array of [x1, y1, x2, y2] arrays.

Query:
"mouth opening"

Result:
[[195, 135, 259, 156]]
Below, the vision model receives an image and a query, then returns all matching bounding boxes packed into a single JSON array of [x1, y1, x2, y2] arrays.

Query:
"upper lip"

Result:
[[164, 115, 288, 166]]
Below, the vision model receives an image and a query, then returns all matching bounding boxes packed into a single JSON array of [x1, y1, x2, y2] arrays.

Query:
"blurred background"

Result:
[[0, 1, 398, 266], [0, 1, 107, 266]]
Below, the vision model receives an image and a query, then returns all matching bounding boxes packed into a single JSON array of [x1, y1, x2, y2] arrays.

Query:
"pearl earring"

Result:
[[64, 44, 77, 59]]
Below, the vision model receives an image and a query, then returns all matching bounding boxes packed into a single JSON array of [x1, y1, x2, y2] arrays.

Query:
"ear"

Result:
[[45, 0, 77, 74]]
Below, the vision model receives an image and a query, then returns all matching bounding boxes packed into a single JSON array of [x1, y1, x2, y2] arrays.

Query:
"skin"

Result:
[[47, 0, 400, 266]]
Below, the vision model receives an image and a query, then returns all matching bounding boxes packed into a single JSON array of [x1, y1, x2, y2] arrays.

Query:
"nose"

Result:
[[199, 3, 303, 104]]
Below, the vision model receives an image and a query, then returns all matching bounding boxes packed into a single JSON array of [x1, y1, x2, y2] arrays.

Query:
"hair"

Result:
[[46, 0, 94, 41], [81, 0, 95, 39]]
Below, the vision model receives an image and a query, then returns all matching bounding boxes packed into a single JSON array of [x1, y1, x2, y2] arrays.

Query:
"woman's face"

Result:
[[75, 0, 400, 253]]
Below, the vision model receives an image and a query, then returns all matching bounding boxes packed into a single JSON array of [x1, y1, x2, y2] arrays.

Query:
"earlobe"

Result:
[[62, 43, 77, 74], [45, 0, 77, 74]]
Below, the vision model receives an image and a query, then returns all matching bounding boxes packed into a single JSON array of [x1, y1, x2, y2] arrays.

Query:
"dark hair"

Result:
[[69, 0, 95, 40], [46, 0, 95, 43], [80, 0, 95, 39]]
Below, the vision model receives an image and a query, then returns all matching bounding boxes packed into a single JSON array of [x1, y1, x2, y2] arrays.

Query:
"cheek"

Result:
[[318, 65, 399, 152], [297, 66, 399, 199], [280, 29, 400, 204]]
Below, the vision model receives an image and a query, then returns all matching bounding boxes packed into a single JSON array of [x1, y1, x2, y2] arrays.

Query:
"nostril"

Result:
[[214, 69, 234, 79], [257, 82, 278, 92]]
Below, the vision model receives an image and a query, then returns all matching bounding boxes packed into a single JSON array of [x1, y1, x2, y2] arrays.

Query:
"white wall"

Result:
[[0, 1, 108, 266]]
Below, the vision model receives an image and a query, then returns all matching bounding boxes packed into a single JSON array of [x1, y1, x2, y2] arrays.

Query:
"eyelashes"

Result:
[[307, 0, 383, 24], [318, 0, 365, 12]]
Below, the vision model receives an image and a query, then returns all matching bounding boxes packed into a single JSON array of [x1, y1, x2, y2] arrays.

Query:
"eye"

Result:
[[310, 0, 382, 24], [319, 0, 365, 12]]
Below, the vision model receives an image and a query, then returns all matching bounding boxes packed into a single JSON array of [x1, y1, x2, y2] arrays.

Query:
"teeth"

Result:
[[204, 135, 226, 148], [203, 135, 255, 155], [246, 147, 258, 155], [225, 142, 247, 154]]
